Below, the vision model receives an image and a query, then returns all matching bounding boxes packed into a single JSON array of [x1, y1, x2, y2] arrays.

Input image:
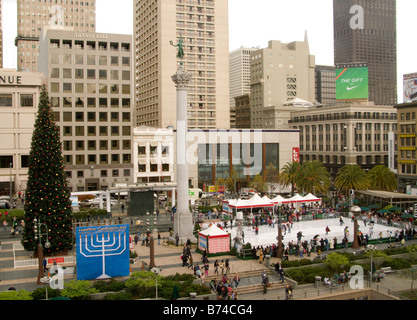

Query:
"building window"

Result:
[[20, 94, 34, 107], [0, 94, 12, 107]]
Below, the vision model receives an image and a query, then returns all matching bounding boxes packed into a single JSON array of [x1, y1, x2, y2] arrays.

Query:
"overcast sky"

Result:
[[3, 0, 416, 102]]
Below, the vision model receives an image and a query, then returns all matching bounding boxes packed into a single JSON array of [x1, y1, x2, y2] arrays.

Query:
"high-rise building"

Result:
[[16, 0, 96, 72], [229, 47, 258, 128], [38, 28, 133, 192], [250, 39, 316, 129], [333, 0, 397, 106], [133, 0, 230, 130], [315, 65, 336, 105]]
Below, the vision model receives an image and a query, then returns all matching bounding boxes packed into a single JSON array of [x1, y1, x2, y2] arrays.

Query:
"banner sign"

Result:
[[404, 73, 417, 102], [76, 224, 130, 280], [336, 64, 368, 100], [292, 147, 300, 163]]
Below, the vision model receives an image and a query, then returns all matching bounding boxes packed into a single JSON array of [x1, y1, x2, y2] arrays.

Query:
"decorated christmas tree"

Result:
[[21, 85, 73, 255]]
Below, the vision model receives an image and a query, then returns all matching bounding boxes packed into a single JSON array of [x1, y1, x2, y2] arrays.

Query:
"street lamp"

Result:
[[276, 202, 283, 259], [350, 205, 362, 249], [34, 218, 51, 284], [151, 267, 161, 300]]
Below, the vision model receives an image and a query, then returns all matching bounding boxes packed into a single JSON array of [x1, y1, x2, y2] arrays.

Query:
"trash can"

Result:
[[315, 276, 322, 288], [264, 255, 271, 266]]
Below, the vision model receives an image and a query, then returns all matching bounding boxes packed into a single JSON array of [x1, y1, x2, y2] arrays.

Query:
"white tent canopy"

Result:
[[302, 193, 322, 202], [199, 224, 229, 236], [286, 193, 306, 203]]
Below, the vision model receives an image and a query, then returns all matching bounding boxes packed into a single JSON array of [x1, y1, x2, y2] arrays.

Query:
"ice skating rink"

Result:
[[226, 217, 403, 248]]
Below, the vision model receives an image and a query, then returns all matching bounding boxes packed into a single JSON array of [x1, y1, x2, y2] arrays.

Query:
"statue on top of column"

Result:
[[170, 34, 184, 61]]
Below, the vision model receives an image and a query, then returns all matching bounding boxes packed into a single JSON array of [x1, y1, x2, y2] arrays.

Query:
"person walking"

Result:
[[214, 260, 219, 274], [175, 233, 179, 246], [279, 266, 285, 283], [262, 271, 269, 294], [204, 262, 209, 277], [219, 260, 225, 274], [225, 259, 230, 274], [285, 284, 293, 300]]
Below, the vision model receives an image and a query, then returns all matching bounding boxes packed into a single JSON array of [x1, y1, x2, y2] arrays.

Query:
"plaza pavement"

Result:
[[1, 222, 416, 300]]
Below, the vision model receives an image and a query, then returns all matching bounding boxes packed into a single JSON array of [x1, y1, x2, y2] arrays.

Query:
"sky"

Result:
[[3, 0, 417, 103]]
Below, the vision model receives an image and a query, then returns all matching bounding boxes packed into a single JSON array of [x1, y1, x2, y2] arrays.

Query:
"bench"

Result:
[[380, 267, 394, 274]]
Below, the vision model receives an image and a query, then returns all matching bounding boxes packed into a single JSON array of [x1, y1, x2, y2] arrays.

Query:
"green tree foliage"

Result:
[[60, 280, 99, 300], [21, 85, 73, 254], [249, 173, 266, 193], [367, 165, 397, 191], [335, 164, 370, 193], [296, 161, 331, 195], [125, 271, 161, 297], [324, 252, 349, 273], [280, 161, 301, 196], [0, 290, 33, 300]]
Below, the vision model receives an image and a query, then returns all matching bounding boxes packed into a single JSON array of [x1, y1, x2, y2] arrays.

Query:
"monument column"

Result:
[[172, 63, 194, 244]]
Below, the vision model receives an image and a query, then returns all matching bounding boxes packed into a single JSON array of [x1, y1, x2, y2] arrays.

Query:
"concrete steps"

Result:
[[235, 281, 287, 295]]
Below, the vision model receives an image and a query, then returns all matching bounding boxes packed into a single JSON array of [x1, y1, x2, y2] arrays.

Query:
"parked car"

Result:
[[0, 200, 10, 209], [88, 197, 118, 207]]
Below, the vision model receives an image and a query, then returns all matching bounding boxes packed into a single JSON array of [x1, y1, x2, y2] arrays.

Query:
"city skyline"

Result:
[[2, 0, 416, 103]]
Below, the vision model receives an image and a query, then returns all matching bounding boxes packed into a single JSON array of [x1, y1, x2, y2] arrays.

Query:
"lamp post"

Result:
[[151, 267, 161, 300], [9, 163, 13, 212], [350, 205, 362, 249], [34, 218, 51, 284], [276, 202, 283, 259]]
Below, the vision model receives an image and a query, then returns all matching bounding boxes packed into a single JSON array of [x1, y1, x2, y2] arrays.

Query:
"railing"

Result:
[[13, 243, 76, 269]]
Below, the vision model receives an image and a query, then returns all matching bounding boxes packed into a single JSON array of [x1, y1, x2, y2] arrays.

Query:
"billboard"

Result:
[[336, 64, 368, 100], [403, 73, 417, 102], [76, 224, 130, 280]]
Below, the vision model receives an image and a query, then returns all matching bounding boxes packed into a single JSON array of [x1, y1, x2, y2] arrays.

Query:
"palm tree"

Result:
[[367, 165, 397, 191], [280, 161, 301, 196], [296, 161, 331, 194], [335, 164, 370, 194]]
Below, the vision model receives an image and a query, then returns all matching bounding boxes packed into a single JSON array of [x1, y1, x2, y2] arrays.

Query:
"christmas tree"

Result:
[[21, 85, 73, 255]]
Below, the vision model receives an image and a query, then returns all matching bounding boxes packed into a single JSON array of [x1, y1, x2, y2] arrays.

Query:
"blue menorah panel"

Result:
[[76, 224, 130, 280]]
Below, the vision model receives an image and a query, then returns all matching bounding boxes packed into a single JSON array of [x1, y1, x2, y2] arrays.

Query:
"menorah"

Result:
[[76, 225, 129, 280]]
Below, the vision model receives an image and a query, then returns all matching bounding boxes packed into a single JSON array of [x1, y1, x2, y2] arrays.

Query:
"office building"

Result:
[[38, 28, 133, 192], [395, 102, 417, 193], [0, 69, 44, 195], [333, 0, 397, 105], [133, 0, 230, 130], [315, 65, 336, 105], [229, 47, 258, 128], [234, 94, 251, 128], [290, 102, 398, 176], [132, 127, 300, 190], [16, 0, 96, 72], [250, 39, 316, 129]]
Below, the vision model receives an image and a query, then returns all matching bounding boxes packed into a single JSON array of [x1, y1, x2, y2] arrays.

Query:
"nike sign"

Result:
[[347, 85, 359, 90]]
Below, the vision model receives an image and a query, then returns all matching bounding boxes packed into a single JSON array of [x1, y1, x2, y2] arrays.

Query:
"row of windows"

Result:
[[54, 111, 131, 122], [0, 94, 34, 107], [63, 154, 131, 165], [50, 53, 130, 67], [50, 83, 130, 94], [61, 126, 131, 136], [63, 140, 131, 151], [51, 68, 130, 80], [67, 169, 131, 180], [51, 96, 131, 108]]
